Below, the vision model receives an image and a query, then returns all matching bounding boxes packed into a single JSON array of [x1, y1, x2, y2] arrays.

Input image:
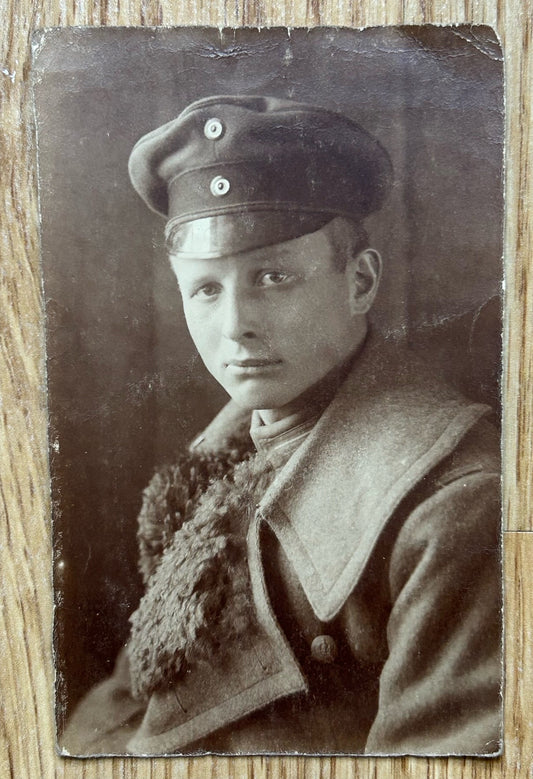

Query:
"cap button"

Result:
[[204, 118, 224, 140], [310, 634, 338, 664], [210, 175, 230, 197]]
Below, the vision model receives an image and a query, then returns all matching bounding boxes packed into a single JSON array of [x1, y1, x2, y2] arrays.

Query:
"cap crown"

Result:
[[128, 95, 392, 225]]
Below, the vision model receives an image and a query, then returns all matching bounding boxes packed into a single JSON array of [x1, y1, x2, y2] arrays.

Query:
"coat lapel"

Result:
[[127, 483, 307, 755], [257, 335, 491, 622]]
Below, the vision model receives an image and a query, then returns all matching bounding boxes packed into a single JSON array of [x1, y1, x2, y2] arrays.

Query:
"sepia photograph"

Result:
[[33, 25, 503, 756]]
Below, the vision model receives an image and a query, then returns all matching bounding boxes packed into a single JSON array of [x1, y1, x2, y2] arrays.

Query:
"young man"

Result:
[[63, 95, 501, 756]]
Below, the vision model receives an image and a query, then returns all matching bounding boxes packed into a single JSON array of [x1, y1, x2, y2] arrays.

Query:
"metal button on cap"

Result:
[[210, 175, 230, 197], [310, 634, 338, 664], [204, 118, 224, 140]]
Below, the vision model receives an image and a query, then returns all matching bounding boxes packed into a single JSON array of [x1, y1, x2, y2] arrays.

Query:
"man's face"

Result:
[[171, 228, 367, 420]]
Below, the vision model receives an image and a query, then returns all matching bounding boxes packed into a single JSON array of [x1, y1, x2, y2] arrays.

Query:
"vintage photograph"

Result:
[[33, 25, 503, 756]]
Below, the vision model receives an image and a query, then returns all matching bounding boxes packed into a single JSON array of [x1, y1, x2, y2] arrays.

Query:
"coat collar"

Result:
[[198, 334, 491, 622]]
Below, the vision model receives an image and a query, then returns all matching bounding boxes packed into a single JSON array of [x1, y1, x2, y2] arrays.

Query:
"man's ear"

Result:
[[346, 248, 382, 315]]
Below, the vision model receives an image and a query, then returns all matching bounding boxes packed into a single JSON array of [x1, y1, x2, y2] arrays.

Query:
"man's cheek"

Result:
[[184, 317, 208, 352], [196, 343, 216, 370]]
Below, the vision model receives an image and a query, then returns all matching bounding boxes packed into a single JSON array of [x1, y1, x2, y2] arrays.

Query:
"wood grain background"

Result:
[[1, 1, 531, 778]]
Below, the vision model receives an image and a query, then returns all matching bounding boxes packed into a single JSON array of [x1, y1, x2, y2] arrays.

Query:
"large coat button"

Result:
[[310, 634, 338, 664]]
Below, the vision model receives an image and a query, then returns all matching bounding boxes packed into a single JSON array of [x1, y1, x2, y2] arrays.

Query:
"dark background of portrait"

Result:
[[33, 26, 503, 725]]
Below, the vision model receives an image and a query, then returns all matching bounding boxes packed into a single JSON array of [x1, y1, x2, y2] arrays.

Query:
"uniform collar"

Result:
[[250, 410, 320, 470], [256, 333, 490, 622], [193, 334, 490, 623]]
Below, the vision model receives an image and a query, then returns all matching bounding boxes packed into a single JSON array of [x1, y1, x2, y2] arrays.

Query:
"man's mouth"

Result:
[[225, 357, 283, 373]]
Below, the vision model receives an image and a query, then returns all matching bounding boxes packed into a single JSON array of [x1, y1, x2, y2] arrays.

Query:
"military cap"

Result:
[[128, 95, 392, 257]]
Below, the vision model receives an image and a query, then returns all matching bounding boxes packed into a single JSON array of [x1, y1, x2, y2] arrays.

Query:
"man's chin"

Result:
[[225, 385, 294, 414]]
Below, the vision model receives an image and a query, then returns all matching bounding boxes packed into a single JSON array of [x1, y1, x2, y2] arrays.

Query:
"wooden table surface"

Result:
[[1, 0, 531, 777]]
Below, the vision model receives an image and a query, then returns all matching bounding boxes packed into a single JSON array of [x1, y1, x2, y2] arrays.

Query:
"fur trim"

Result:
[[136, 435, 254, 584], [128, 448, 274, 701]]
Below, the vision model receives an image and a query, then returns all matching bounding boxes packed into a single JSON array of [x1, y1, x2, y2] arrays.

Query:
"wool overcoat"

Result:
[[62, 336, 502, 756]]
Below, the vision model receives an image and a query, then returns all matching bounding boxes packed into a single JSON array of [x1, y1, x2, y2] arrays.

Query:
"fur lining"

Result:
[[127, 444, 274, 701], [136, 436, 254, 584]]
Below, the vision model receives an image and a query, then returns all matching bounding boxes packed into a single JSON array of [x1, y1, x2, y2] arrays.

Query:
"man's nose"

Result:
[[221, 290, 258, 341]]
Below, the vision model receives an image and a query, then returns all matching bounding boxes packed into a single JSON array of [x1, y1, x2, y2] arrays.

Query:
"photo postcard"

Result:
[[32, 25, 504, 757]]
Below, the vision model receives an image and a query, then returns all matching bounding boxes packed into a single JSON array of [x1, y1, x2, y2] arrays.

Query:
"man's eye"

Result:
[[258, 271, 292, 287], [194, 283, 220, 299]]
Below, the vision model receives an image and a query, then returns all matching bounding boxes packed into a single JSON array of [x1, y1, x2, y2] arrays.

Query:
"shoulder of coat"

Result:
[[432, 414, 500, 489], [189, 400, 252, 454]]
